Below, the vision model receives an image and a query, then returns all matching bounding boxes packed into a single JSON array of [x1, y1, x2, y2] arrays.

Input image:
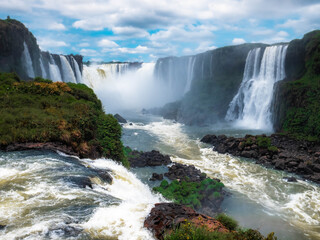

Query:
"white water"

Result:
[[72, 57, 82, 83], [226, 45, 288, 131], [83, 63, 167, 112], [59, 55, 77, 83], [22, 42, 35, 78], [123, 117, 320, 240], [81, 158, 163, 240], [39, 55, 47, 79], [184, 56, 196, 94], [48, 55, 63, 82], [0, 151, 162, 240]]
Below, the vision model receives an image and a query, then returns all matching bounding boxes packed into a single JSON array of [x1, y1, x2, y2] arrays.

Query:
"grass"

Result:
[[0, 72, 128, 166], [163, 220, 277, 240], [153, 178, 224, 209]]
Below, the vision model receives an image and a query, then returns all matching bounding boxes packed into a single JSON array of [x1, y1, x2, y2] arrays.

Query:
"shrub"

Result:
[[216, 213, 238, 231], [257, 136, 271, 148], [267, 146, 278, 153]]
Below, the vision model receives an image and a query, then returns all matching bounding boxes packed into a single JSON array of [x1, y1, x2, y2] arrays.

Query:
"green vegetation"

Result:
[[256, 136, 271, 148], [0, 72, 127, 165], [153, 178, 224, 209], [281, 31, 320, 142], [164, 220, 277, 240], [216, 213, 238, 231]]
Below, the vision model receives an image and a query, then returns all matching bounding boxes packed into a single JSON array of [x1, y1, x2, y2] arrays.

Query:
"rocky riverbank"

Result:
[[201, 134, 320, 184], [144, 203, 229, 240]]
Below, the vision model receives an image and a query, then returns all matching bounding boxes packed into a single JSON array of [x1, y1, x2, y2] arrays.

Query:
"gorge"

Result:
[[0, 17, 320, 240]]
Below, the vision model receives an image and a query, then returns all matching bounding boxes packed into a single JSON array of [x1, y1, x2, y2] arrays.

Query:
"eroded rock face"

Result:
[[201, 134, 320, 184], [128, 150, 172, 167], [144, 203, 229, 240], [113, 114, 127, 123]]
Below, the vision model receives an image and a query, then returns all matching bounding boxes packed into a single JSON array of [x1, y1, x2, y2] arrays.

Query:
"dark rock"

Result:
[[201, 133, 320, 185], [164, 163, 206, 182], [66, 176, 93, 189], [283, 177, 298, 182], [150, 173, 163, 181], [94, 169, 113, 184], [113, 114, 127, 123], [0, 225, 6, 230], [128, 150, 171, 168], [144, 203, 229, 240]]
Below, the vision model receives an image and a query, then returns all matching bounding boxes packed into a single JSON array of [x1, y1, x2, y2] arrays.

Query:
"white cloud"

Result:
[[232, 38, 246, 45], [112, 26, 149, 38], [118, 45, 149, 54], [38, 38, 68, 50], [98, 39, 119, 48], [48, 22, 66, 31], [79, 48, 98, 56], [78, 42, 90, 47]]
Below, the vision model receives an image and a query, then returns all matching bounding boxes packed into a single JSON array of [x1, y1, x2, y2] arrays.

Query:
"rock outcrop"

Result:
[[201, 134, 320, 184], [127, 150, 172, 167], [144, 203, 229, 240]]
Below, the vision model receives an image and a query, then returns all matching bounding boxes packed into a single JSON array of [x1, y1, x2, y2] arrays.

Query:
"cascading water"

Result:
[[59, 55, 77, 83], [21, 42, 35, 78], [225, 45, 288, 130], [72, 57, 82, 83], [184, 56, 196, 94], [39, 55, 47, 79], [48, 55, 63, 82]]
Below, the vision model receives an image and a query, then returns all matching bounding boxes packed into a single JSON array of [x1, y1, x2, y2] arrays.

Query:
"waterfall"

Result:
[[59, 55, 77, 83], [72, 57, 82, 83], [48, 55, 63, 82], [39, 55, 47, 79], [184, 56, 196, 94], [21, 42, 35, 78], [225, 45, 288, 130]]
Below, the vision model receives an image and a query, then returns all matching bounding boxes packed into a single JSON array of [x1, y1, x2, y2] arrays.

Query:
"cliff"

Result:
[[0, 18, 83, 82], [0, 72, 127, 166], [272, 30, 320, 141], [152, 43, 267, 125]]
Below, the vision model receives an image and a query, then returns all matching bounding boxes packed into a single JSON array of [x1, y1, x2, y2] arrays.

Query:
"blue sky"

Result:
[[1, 0, 320, 62]]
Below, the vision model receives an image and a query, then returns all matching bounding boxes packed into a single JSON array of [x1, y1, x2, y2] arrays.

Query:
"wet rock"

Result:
[[128, 150, 172, 167], [47, 225, 83, 238], [113, 114, 127, 123], [283, 177, 298, 182], [201, 133, 320, 184], [150, 173, 163, 181], [66, 176, 93, 189], [164, 163, 206, 182], [144, 203, 229, 240], [0, 225, 6, 230], [94, 169, 113, 184]]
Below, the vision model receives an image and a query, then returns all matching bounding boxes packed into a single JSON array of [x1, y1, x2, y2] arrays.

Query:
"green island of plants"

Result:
[[0, 72, 129, 167], [153, 178, 224, 209], [164, 217, 278, 240]]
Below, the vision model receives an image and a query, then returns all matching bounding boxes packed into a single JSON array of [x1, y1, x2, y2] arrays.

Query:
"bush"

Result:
[[216, 213, 238, 231], [267, 146, 278, 153], [257, 136, 271, 148], [0, 73, 127, 166]]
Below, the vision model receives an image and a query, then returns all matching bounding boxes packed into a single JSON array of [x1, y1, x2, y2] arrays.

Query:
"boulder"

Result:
[[128, 150, 172, 168], [113, 114, 127, 123], [150, 173, 163, 181], [144, 203, 229, 240]]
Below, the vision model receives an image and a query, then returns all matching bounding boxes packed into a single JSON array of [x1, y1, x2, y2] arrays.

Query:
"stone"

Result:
[[113, 114, 127, 123], [150, 173, 163, 181], [128, 150, 172, 168]]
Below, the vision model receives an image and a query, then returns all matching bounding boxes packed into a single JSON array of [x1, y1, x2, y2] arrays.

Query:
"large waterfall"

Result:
[[82, 62, 169, 112], [225, 45, 288, 130]]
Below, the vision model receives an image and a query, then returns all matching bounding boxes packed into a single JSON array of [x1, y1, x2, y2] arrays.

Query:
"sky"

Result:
[[1, 0, 320, 62]]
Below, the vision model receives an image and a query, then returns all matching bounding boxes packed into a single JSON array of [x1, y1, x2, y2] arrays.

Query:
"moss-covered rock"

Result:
[[0, 72, 126, 165]]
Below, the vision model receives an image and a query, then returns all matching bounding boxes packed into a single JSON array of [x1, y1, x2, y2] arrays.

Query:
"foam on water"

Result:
[[125, 118, 320, 239], [0, 151, 162, 240], [81, 158, 164, 240]]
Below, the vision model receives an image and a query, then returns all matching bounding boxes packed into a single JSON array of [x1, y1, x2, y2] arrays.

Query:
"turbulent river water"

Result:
[[0, 111, 319, 240]]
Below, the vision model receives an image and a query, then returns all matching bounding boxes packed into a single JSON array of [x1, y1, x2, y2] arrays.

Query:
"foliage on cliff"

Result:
[[278, 30, 320, 141], [0, 72, 127, 164]]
